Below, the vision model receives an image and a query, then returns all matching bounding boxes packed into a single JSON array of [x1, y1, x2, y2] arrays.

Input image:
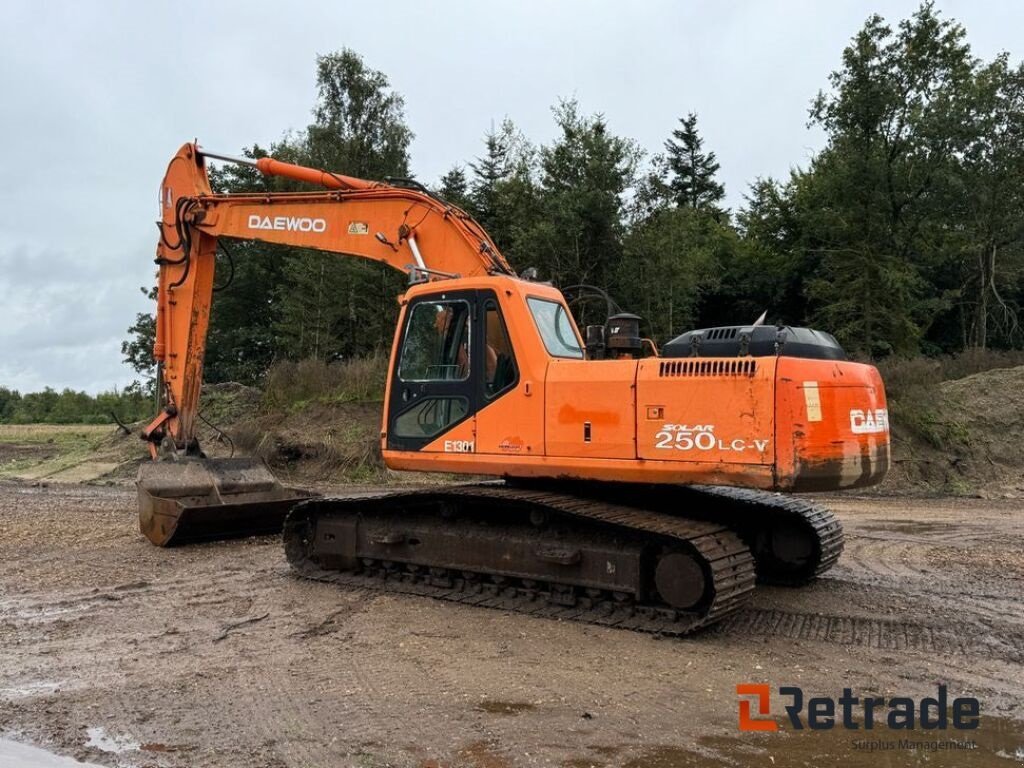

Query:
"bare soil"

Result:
[[0, 481, 1021, 767], [882, 364, 1024, 497]]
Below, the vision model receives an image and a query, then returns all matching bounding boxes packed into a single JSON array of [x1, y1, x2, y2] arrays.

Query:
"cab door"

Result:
[[386, 290, 478, 452]]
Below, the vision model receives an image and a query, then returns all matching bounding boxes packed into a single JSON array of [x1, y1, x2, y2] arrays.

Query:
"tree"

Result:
[[467, 119, 535, 248], [305, 50, 413, 178], [436, 165, 472, 209], [518, 100, 641, 291], [0, 387, 21, 421], [708, 175, 814, 329], [123, 50, 417, 382], [274, 50, 414, 363], [121, 286, 157, 379], [802, 3, 979, 355], [663, 113, 725, 211], [621, 206, 737, 340], [951, 55, 1024, 349], [202, 144, 296, 382], [469, 124, 512, 229]]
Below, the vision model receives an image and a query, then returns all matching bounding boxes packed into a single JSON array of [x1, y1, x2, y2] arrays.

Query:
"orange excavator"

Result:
[[138, 142, 890, 634]]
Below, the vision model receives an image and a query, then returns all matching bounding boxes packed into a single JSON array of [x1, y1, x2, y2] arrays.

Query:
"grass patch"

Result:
[[262, 355, 387, 412], [0, 424, 113, 480]]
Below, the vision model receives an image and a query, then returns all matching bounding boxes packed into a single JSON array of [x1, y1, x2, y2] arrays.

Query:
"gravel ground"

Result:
[[0, 481, 1021, 767]]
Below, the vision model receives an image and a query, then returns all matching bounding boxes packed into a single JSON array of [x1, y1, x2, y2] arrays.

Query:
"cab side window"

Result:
[[398, 300, 471, 381], [484, 300, 517, 397]]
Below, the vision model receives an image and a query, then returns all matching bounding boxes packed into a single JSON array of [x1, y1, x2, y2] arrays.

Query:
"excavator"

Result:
[[137, 141, 890, 634]]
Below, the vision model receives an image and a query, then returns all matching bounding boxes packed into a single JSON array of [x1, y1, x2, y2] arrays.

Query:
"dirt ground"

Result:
[[0, 481, 1022, 768]]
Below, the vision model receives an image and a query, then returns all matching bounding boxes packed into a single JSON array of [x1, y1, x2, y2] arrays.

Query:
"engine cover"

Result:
[[662, 325, 846, 361]]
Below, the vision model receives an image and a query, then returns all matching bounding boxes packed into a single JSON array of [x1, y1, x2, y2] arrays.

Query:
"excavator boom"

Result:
[[140, 143, 511, 545]]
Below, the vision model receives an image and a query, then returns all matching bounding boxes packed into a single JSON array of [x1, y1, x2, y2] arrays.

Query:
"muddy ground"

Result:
[[0, 481, 1021, 767]]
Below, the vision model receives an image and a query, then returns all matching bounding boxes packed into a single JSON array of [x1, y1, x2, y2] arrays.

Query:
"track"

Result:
[[678, 485, 845, 584], [283, 485, 758, 635], [504, 480, 846, 586]]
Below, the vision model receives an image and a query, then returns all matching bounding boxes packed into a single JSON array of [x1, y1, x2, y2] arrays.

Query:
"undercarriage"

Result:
[[283, 483, 844, 635]]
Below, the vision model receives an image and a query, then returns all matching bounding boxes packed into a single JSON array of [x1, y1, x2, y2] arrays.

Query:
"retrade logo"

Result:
[[736, 684, 979, 732], [737, 684, 778, 731]]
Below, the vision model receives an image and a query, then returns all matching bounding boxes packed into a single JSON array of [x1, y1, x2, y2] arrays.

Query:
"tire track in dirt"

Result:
[[217, 587, 386, 767], [718, 607, 1024, 663]]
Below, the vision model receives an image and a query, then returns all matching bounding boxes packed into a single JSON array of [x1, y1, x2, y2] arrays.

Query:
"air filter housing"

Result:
[[606, 313, 643, 355]]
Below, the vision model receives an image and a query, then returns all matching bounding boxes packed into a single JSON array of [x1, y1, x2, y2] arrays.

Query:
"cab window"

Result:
[[399, 300, 471, 381], [392, 396, 469, 438], [484, 300, 517, 397], [526, 297, 583, 359]]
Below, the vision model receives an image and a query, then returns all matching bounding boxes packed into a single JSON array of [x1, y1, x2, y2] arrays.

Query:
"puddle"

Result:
[[622, 745, 709, 767], [476, 700, 537, 715], [0, 681, 64, 699], [0, 738, 103, 768], [0, 601, 78, 622], [574, 714, 1024, 767], [862, 520, 956, 535], [85, 726, 140, 754]]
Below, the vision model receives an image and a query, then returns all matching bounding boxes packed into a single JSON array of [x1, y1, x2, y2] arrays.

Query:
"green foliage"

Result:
[[121, 286, 157, 378], [799, 3, 1017, 355], [307, 50, 413, 178], [515, 101, 642, 290], [123, 6, 1024, 396], [663, 113, 725, 211], [720, 176, 812, 327], [436, 165, 471, 209], [122, 49, 413, 387], [0, 384, 152, 425], [950, 54, 1024, 350], [620, 206, 735, 339], [467, 119, 537, 252], [262, 355, 388, 411], [267, 51, 413, 369]]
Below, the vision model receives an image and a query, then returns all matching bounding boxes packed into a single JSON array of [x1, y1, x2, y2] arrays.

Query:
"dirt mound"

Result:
[[125, 383, 392, 487], [0, 383, 393, 488], [229, 400, 386, 486], [884, 365, 1024, 497]]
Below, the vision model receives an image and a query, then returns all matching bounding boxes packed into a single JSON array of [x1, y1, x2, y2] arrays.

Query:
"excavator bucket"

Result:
[[137, 458, 316, 546]]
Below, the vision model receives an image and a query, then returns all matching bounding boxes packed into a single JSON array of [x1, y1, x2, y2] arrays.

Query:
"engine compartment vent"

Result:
[[658, 359, 757, 377], [706, 327, 739, 340]]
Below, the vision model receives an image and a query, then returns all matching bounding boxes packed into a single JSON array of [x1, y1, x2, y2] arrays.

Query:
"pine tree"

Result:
[[518, 100, 641, 290], [663, 113, 725, 210], [466, 119, 537, 257], [469, 121, 515, 231], [437, 165, 472, 209]]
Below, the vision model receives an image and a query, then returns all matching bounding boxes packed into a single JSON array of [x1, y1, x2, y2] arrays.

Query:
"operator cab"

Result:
[[386, 279, 528, 451]]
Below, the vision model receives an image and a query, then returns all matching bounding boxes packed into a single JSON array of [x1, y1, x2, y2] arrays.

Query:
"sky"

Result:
[[0, 1, 1020, 393]]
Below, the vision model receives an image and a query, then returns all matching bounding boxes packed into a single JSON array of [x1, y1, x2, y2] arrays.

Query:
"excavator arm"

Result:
[[144, 142, 512, 457], [137, 142, 519, 546]]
